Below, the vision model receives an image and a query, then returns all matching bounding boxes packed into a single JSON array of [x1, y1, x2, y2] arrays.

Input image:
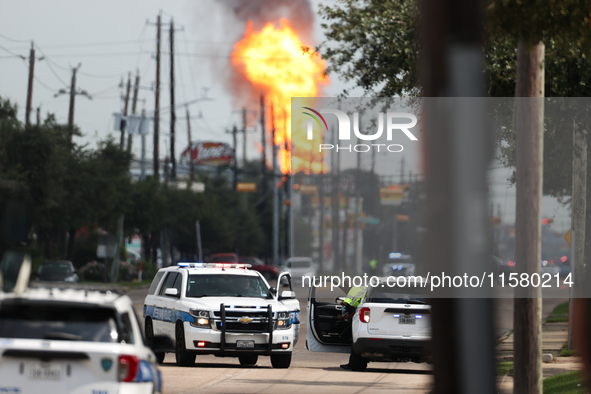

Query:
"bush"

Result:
[[79, 261, 105, 281], [118, 261, 138, 282], [79, 260, 138, 282]]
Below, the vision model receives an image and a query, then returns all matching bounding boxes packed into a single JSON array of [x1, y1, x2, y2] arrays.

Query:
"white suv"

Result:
[[306, 279, 431, 371], [0, 285, 162, 394], [143, 263, 300, 368]]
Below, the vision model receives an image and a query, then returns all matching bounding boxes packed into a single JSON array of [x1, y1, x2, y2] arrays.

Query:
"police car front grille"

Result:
[[213, 311, 269, 318], [216, 322, 269, 332]]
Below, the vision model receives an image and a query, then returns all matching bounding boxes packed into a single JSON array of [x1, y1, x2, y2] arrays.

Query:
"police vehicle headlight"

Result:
[[190, 309, 210, 328], [276, 312, 291, 329]]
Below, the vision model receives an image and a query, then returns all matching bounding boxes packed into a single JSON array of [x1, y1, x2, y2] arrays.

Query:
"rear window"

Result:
[[38, 262, 73, 276], [0, 304, 123, 343], [366, 286, 428, 305], [288, 260, 311, 268]]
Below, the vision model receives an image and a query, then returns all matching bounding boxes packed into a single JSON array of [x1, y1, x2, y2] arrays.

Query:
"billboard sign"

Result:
[[181, 141, 234, 166]]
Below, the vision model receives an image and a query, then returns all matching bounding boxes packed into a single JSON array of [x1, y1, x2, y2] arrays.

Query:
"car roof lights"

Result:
[[177, 262, 251, 269]]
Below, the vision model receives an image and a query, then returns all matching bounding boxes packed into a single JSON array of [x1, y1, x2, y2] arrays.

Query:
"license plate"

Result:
[[399, 316, 416, 325], [28, 362, 61, 380], [236, 340, 255, 349]]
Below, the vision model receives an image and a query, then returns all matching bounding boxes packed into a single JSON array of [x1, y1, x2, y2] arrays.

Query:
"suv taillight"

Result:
[[359, 307, 370, 323], [118, 355, 139, 382]]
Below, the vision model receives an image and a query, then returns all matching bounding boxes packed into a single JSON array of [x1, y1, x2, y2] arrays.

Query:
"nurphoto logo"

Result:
[[302, 107, 418, 153]]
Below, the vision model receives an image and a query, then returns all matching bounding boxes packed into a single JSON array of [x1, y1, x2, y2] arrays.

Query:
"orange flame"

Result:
[[231, 18, 329, 174]]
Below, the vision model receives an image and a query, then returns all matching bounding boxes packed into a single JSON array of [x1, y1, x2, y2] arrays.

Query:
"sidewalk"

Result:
[[496, 321, 583, 393]]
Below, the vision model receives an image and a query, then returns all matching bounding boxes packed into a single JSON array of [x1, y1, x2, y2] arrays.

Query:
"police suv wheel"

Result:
[[145, 319, 165, 364], [238, 354, 258, 366], [175, 323, 195, 366], [270, 353, 291, 369]]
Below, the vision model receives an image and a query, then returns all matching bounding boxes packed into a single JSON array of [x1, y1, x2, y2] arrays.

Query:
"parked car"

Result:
[[382, 253, 415, 277], [307, 279, 431, 371], [0, 285, 162, 393], [36, 260, 79, 282], [281, 257, 317, 284], [240, 256, 279, 280], [209, 253, 239, 264]]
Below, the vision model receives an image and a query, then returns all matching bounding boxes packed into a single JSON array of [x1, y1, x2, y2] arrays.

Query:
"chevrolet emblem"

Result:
[[238, 317, 253, 324]]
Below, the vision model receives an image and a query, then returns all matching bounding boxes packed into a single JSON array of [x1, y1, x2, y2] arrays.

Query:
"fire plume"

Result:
[[231, 18, 328, 174]]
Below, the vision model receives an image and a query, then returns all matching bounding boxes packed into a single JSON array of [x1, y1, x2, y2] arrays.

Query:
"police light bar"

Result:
[[177, 262, 251, 269]]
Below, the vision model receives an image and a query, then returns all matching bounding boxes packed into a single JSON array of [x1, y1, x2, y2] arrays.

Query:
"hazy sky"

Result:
[[0, 0, 570, 233]]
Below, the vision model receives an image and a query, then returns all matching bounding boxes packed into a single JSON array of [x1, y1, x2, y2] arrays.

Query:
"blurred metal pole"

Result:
[[419, 1, 495, 394], [196, 220, 203, 262], [272, 107, 279, 266], [570, 119, 587, 349], [141, 110, 147, 180]]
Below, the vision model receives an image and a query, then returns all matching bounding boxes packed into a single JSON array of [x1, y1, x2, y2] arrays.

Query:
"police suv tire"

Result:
[[238, 354, 258, 366], [175, 322, 195, 366], [145, 318, 165, 364], [350, 348, 368, 372], [270, 353, 292, 368]]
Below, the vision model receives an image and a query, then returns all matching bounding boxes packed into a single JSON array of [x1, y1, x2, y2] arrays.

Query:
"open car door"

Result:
[[306, 284, 351, 353]]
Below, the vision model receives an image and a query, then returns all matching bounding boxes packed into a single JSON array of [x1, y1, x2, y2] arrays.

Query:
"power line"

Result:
[[0, 43, 25, 58], [29, 51, 152, 58], [0, 32, 29, 43]]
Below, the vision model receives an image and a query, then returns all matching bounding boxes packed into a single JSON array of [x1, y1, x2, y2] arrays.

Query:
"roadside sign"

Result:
[[297, 184, 318, 195], [236, 182, 257, 193], [380, 184, 410, 206], [565, 229, 572, 246]]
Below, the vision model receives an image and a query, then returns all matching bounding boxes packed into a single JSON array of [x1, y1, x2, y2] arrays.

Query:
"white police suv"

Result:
[[143, 263, 300, 368], [0, 285, 163, 394]]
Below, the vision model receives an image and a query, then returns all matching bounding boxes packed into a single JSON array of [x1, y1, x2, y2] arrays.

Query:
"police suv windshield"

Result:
[[186, 274, 273, 299]]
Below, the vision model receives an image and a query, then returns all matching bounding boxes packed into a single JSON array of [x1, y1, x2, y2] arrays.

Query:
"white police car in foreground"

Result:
[[307, 279, 431, 371], [143, 263, 300, 368], [0, 285, 162, 394]]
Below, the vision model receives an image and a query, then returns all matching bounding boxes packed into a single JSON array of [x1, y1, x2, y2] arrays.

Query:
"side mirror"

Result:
[[335, 296, 346, 304], [164, 288, 179, 298], [279, 290, 296, 300], [269, 287, 277, 295]]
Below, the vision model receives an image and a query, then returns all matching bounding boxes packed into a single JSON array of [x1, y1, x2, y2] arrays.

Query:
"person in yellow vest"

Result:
[[337, 285, 367, 369]]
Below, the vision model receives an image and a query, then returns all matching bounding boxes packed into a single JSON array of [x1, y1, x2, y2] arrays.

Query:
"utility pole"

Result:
[[120, 72, 131, 149], [186, 106, 195, 181], [36, 105, 41, 126], [514, 42, 545, 394], [232, 124, 238, 190], [242, 108, 247, 167], [260, 95, 266, 193], [127, 70, 140, 153], [272, 105, 279, 266], [354, 132, 361, 273], [25, 41, 35, 128], [54, 64, 90, 143], [67, 65, 78, 140], [169, 18, 177, 181], [153, 13, 162, 180]]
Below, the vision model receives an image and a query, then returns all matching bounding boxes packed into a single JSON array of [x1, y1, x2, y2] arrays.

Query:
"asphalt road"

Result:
[[126, 281, 566, 394]]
